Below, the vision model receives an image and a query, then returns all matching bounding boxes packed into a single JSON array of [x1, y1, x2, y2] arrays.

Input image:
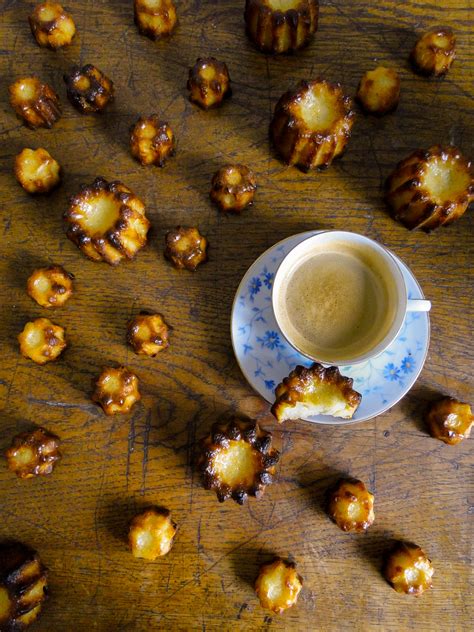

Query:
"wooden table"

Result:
[[0, 1, 472, 630]]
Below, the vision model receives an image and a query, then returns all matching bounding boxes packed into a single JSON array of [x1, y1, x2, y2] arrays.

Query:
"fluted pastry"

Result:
[[64, 64, 114, 113], [14, 148, 61, 194], [245, 0, 319, 54], [29, 2, 76, 49], [327, 478, 375, 532], [411, 28, 456, 76], [9, 77, 61, 129], [92, 367, 141, 415], [210, 164, 257, 213], [0, 542, 48, 630], [18, 318, 66, 365], [127, 313, 170, 356], [130, 115, 175, 166], [27, 265, 73, 308], [272, 363, 362, 422], [255, 558, 303, 613], [385, 145, 473, 231], [164, 226, 208, 271], [356, 66, 400, 115], [425, 397, 473, 445], [65, 177, 150, 265], [198, 417, 280, 504], [187, 58, 231, 110], [5, 428, 61, 479], [271, 79, 355, 171], [384, 542, 434, 596], [129, 508, 177, 560], [134, 0, 177, 39]]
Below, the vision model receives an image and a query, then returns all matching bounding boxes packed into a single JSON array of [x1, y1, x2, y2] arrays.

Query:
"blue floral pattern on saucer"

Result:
[[231, 231, 430, 424]]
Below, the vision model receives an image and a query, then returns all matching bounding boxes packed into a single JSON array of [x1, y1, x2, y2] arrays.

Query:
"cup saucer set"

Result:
[[231, 231, 431, 425]]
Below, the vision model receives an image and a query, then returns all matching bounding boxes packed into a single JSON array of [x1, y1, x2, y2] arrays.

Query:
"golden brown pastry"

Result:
[[9, 77, 61, 129], [130, 115, 175, 166], [29, 2, 76, 49], [134, 0, 177, 39], [255, 558, 303, 614], [356, 66, 400, 115], [245, 0, 319, 54], [187, 58, 231, 110], [127, 313, 170, 356], [272, 363, 361, 422], [14, 148, 61, 194], [411, 28, 456, 76], [128, 508, 177, 560], [63, 64, 114, 113], [210, 165, 257, 213], [385, 145, 473, 231], [271, 79, 355, 171], [425, 397, 473, 445], [92, 367, 141, 415], [65, 177, 150, 265], [0, 542, 48, 630], [5, 428, 60, 479], [27, 265, 73, 308], [384, 542, 434, 596], [327, 478, 375, 532], [197, 417, 280, 504], [164, 226, 208, 271], [18, 318, 66, 365]]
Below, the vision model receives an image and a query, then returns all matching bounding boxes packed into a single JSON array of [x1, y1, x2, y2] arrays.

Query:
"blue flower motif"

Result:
[[248, 276, 262, 301], [262, 271, 274, 289], [258, 330, 282, 350], [264, 380, 275, 390], [384, 363, 400, 381], [401, 355, 415, 374]]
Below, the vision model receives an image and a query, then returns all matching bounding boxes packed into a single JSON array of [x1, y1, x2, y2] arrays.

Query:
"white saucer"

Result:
[[231, 231, 430, 425]]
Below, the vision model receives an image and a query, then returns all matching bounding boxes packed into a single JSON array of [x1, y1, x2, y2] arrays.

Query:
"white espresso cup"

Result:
[[272, 231, 431, 366]]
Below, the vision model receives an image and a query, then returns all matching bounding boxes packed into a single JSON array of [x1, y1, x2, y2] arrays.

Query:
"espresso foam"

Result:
[[276, 243, 397, 362]]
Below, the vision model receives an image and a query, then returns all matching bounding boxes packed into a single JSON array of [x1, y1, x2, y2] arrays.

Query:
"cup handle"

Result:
[[407, 299, 431, 312]]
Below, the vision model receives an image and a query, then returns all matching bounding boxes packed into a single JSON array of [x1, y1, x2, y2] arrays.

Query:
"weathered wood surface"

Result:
[[0, 1, 472, 630]]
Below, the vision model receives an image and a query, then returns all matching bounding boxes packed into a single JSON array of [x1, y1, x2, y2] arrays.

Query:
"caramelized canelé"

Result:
[[210, 165, 257, 213], [255, 558, 303, 614], [245, 0, 319, 54], [356, 66, 400, 115], [134, 0, 177, 39], [271, 79, 355, 171], [164, 226, 208, 271], [65, 177, 150, 265], [127, 313, 170, 356], [130, 115, 175, 166], [9, 77, 61, 129], [29, 2, 76, 49], [129, 508, 177, 560], [14, 148, 61, 194], [6, 428, 61, 480], [187, 58, 231, 110], [425, 397, 473, 445], [384, 542, 434, 596], [385, 145, 473, 231], [27, 265, 73, 308], [64, 64, 114, 113], [198, 417, 280, 504], [92, 367, 141, 415], [327, 478, 375, 532], [18, 318, 66, 365], [411, 27, 456, 76]]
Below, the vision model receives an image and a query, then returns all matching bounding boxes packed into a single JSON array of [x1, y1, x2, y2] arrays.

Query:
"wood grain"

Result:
[[0, 1, 472, 630]]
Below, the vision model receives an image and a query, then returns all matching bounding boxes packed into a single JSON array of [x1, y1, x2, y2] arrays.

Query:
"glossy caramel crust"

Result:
[[18, 318, 66, 365], [27, 265, 73, 308], [65, 177, 150, 265], [0, 542, 48, 630], [210, 164, 257, 213], [14, 148, 61, 194], [255, 558, 303, 613], [91, 367, 141, 415], [63, 64, 114, 113], [134, 0, 177, 39], [385, 145, 473, 231], [425, 397, 473, 445], [245, 0, 319, 54], [127, 313, 170, 356], [197, 417, 280, 504], [271, 363, 362, 422], [5, 428, 61, 479], [411, 28, 456, 76], [270, 79, 355, 172], [164, 226, 208, 271], [187, 58, 231, 110], [29, 2, 76, 49], [130, 115, 175, 167], [383, 542, 434, 596], [9, 77, 61, 129], [356, 66, 400, 115], [128, 508, 177, 560], [327, 478, 375, 532]]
